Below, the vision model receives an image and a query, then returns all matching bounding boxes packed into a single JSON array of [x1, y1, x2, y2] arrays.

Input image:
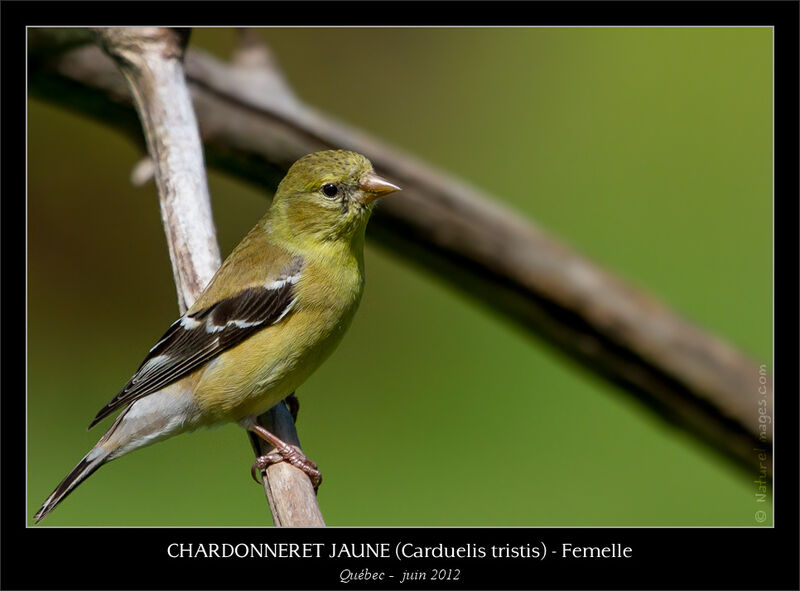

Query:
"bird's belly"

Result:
[[192, 303, 356, 424]]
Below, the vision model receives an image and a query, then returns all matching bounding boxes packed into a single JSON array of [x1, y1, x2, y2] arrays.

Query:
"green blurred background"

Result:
[[27, 28, 772, 526]]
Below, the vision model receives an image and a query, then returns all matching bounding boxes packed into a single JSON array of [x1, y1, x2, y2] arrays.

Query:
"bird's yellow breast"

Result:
[[191, 244, 365, 424]]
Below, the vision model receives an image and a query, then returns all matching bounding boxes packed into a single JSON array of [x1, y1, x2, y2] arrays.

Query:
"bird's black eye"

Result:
[[321, 183, 339, 198]]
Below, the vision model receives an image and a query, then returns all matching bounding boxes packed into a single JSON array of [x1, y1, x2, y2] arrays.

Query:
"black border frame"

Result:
[[4, 2, 798, 589]]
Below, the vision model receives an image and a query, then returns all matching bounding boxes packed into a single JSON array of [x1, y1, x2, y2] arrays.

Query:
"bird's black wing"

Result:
[[89, 263, 302, 428]]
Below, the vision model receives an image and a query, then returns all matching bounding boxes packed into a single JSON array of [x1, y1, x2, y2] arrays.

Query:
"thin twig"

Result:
[[29, 29, 772, 478], [93, 27, 324, 525]]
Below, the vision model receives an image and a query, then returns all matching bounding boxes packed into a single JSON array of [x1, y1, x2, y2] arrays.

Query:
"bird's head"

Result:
[[271, 150, 401, 245]]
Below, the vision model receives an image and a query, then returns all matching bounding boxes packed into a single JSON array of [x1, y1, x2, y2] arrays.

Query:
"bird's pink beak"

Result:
[[358, 172, 401, 204]]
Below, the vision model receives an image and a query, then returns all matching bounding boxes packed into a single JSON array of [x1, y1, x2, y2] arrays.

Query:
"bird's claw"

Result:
[[251, 444, 322, 492]]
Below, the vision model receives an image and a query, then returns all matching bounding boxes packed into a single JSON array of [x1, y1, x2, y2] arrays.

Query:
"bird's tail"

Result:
[[35, 383, 197, 523], [34, 445, 111, 524]]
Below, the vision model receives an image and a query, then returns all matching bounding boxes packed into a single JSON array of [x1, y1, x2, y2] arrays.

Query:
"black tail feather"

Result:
[[34, 452, 106, 524]]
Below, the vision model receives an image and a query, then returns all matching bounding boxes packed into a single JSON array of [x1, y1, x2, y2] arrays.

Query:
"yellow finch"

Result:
[[35, 150, 400, 523]]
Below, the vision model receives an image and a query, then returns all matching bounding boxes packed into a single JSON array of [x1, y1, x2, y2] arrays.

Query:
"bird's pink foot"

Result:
[[251, 443, 322, 491], [249, 422, 321, 492]]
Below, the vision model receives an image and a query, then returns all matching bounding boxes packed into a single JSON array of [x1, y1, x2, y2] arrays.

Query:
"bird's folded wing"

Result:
[[89, 256, 304, 428]]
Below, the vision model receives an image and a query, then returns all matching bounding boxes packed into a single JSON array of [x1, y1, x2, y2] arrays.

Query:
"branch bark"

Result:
[[92, 27, 324, 526], [28, 29, 772, 479]]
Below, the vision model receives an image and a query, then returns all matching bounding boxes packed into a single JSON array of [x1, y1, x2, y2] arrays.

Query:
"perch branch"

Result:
[[93, 27, 324, 526], [28, 29, 772, 478]]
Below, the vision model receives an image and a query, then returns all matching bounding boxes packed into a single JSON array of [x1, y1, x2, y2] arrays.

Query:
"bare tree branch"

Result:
[[247, 403, 324, 527], [28, 29, 772, 479], [94, 27, 219, 312], [92, 27, 324, 526]]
